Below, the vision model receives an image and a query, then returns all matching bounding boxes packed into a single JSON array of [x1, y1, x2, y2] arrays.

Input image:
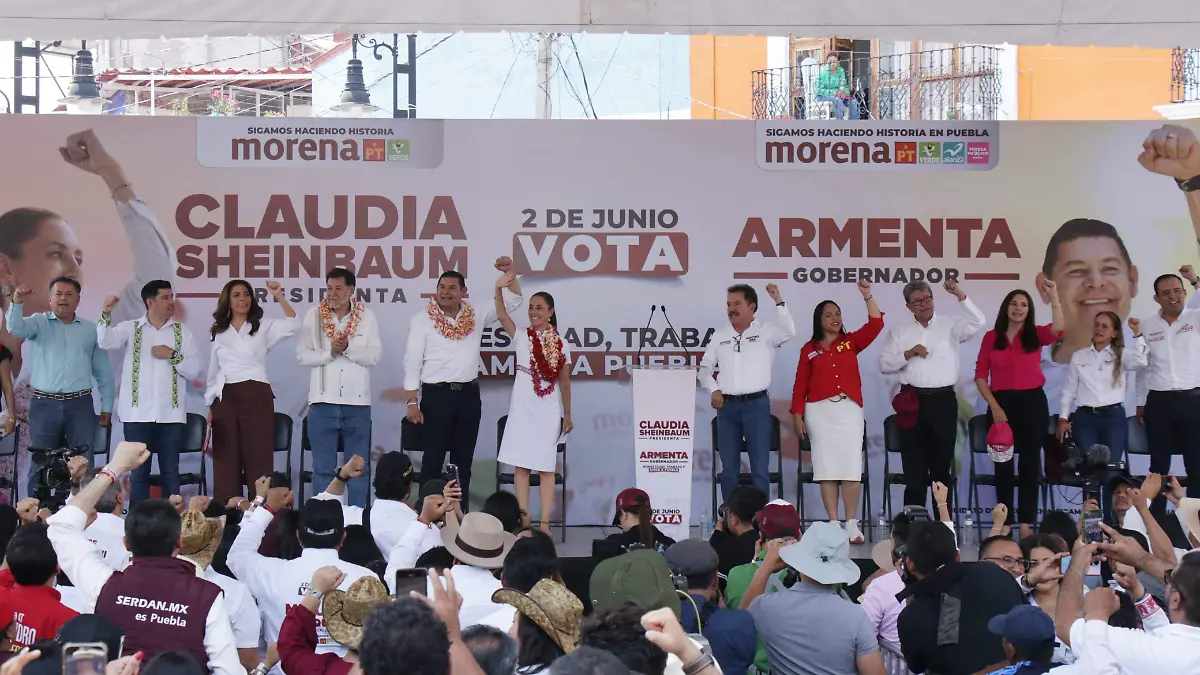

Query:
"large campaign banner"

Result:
[[0, 115, 1195, 526]]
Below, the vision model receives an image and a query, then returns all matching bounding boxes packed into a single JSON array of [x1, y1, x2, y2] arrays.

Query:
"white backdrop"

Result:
[[0, 115, 1195, 525]]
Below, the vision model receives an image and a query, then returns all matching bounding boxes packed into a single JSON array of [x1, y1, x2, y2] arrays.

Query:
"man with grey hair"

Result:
[[878, 278, 984, 509], [78, 468, 129, 572], [461, 625, 518, 675]]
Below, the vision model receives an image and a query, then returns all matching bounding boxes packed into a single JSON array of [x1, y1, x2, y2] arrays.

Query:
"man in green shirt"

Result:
[[724, 500, 801, 674], [813, 52, 860, 121]]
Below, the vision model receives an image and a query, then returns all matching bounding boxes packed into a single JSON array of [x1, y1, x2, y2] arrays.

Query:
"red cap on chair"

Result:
[[615, 487, 650, 510], [892, 390, 920, 429]]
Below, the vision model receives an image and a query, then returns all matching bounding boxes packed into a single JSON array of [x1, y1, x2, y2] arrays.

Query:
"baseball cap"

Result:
[[589, 548, 680, 616], [300, 498, 345, 537], [987, 422, 1015, 463], [754, 499, 801, 539], [1108, 475, 1138, 492], [418, 478, 448, 503], [892, 390, 919, 429], [376, 452, 414, 481], [987, 605, 1055, 649], [615, 488, 650, 510], [664, 539, 720, 577]]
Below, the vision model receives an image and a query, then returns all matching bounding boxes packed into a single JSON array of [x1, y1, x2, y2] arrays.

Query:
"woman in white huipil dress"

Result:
[[494, 271, 573, 534]]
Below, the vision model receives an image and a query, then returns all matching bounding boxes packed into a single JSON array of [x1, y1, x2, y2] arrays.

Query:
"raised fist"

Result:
[[1128, 317, 1142, 336], [494, 256, 514, 273], [765, 283, 782, 303], [111, 441, 151, 474], [857, 278, 872, 297], [102, 296, 119, 313], [266, 281, 284, 297], [1139, 125, 1200, 181], [1181, 265, 1198, 284], [11, 285, 31, 304]]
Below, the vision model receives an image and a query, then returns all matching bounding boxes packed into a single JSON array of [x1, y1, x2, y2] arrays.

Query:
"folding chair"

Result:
[[495, 415, 568, 541], [274, 412, 294, 479], [709, 415, 783, 516], [149, 413, 208, 495], [967, 414, 1049, 535]]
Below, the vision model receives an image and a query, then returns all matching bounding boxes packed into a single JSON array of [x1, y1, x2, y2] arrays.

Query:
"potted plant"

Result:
[[208, 90, 239, 116]]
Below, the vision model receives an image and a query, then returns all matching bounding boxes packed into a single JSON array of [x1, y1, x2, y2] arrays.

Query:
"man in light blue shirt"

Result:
[[6, 276, 114, 497]]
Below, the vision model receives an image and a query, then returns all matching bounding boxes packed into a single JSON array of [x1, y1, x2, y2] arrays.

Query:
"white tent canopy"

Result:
[[2, 0, 1199, 47]]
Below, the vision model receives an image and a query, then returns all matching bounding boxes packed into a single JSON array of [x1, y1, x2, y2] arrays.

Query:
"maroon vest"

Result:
[[95, 557, 222, 669]]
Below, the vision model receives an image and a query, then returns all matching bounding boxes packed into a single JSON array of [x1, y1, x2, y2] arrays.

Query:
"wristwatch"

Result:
[[683, 648, 716, 675], [1176, 175, 1200, 192], [304, 587, 324, 600]]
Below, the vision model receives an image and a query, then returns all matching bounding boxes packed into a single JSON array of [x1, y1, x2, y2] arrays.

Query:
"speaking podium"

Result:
[[630, 365, 698, 543]]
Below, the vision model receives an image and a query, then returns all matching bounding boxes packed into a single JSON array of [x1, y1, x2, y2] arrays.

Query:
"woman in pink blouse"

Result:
[[974, 283, 1063, 530]]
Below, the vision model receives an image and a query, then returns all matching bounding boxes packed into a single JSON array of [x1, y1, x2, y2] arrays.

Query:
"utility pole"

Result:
[[536, 33, 555, 119]]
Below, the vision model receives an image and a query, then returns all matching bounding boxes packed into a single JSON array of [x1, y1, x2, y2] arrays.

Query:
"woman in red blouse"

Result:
[[974, 283, 1063, 531], [791, 278, 883, 544]]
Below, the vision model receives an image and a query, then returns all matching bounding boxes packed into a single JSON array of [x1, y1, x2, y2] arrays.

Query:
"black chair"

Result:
[[1125, 416, 1190, 488], [495, 415, 568, 541], [150, 413, 208, 495], [967, 414, 1051, 535], [795, 432, 871, 525], [0, 421, 20, 502], [274, 412, 294, 479], [710, 415, 783, 515], [880, 414, 960, 526], [299, 416, 342, 502]]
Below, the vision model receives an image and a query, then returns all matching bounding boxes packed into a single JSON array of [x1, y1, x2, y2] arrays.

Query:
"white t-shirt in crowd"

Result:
[[314, 491, 418, 557], [204, 566, 262, 650], [84, 512, 130, 572]]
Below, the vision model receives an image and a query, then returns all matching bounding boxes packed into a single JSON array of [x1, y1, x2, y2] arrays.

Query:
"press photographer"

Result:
[[28, 445, 89, 511]]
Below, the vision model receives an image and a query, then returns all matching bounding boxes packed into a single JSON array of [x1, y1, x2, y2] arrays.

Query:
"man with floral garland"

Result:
[[404, 257, 522, 506], [297, 267, 382, 507]]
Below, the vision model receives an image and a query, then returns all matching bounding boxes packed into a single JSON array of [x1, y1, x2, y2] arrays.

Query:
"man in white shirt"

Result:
[[699, 283, 794, 500], [45, 441, 243, 675], [175, 495, 263, 673], [297, 268, 381, 507], [78, 469, 130, 573], [1136, 272, 1200, 505], [1059, 536, 1200, 675], [98, 280, 201, 505], [878, 279, 984, 509], [438, 511, 517, 631], [405, 259, 522, 502], [227, 489, 375, 670], [315, 452, 418, 556]]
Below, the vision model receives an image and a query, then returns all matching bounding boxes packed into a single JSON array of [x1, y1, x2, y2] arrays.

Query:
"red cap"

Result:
[[615, 487, 650, 510], [755, 501, 801, 539], [987, 421, 1015, 463], [892, 390, 919, 429]]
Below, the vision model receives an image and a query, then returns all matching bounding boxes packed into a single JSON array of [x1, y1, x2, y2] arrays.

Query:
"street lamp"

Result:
[[60, 40, 107, 114], [357, 33, 418, 118], [331, 35, 382, 117]]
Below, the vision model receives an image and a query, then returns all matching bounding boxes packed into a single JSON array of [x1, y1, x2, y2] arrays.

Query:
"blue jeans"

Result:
[[817, 95, 860, 120], [716, 395, 772, 500], [123, 421, 186, 505], [307, 404, 372, 507], [1069, 405, 1127, 523], [27, 395, 98, 499]]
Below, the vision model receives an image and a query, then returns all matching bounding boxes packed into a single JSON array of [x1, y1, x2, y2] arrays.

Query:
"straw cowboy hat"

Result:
[[443, 512, 517, 570], [323, 576, 390, 650], [179, 510, 223, 572], [493, 579, 583, 653], [871, 539, 896, 574], [780, 521, 861, 585], [1180, 497, 1200, 547]]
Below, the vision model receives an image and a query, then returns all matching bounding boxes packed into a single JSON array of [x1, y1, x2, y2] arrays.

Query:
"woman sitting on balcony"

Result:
[[815, 52, 860, 120]]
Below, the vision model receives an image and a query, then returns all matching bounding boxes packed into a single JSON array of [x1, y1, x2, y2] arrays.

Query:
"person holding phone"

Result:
[[1018, 534, 1074, 665], [1057, 312, 1147, 523], [493, 274, 570, 535]]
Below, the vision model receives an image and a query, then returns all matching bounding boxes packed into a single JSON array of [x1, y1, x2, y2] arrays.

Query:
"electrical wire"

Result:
[[567, 34, 598, 119]]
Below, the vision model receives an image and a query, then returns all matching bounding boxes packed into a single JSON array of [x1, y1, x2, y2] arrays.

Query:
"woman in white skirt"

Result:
[[791, 278, 882, 543], [495, 271, 573, 534]]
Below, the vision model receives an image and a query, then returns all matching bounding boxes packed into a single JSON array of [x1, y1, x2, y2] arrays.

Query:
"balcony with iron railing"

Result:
[[751, 45, 1002, 121], [1171, 47, 1200, 104]]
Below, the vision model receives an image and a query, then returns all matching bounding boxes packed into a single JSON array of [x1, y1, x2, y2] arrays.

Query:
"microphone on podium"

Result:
[[636, 305, 658, 366], [659, 305, 690, 359]]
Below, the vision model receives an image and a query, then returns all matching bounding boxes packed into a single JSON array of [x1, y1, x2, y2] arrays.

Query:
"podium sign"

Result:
[[631, 367, 697, 543]]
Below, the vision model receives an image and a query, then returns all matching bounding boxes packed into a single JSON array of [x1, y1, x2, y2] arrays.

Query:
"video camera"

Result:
[[31, 445, 89, 511], [1061, 442, 1124, 500]]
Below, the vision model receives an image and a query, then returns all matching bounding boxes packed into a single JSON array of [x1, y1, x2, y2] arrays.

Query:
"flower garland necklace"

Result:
[[427, 299, 475, 340], [320, 299, 363, 340], [529, 326, 564, 397]]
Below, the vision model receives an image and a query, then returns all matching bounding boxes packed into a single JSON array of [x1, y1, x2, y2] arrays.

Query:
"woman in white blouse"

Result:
[[207, 280, 298, 502], [1057, 310, 1147, 520]]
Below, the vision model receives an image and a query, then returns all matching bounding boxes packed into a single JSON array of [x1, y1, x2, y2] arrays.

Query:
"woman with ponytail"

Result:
[[1058, 310, 1147, 521], [606, 487, 675, 551], [495, 273, 573, 534]]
